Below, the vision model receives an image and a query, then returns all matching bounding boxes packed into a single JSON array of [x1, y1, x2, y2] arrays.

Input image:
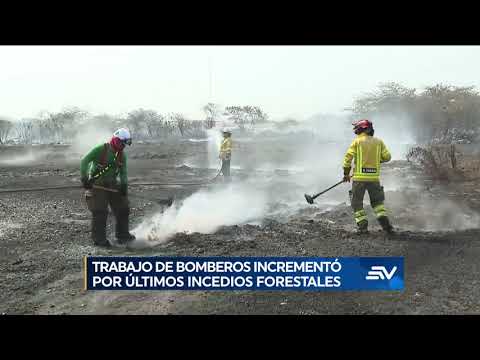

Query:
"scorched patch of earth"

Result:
[[2, 143, 480, 314]]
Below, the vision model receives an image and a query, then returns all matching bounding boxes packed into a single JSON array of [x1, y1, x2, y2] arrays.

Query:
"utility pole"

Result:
[[208, 55, 213, 102]]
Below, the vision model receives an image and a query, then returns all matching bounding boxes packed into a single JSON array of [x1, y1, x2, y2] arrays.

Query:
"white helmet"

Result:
[[222, 127, 232, 134], [113, 128, 132, 145]]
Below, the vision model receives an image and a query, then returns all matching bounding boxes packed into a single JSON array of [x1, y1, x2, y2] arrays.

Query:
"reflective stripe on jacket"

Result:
[[343, 133, 391, 182]]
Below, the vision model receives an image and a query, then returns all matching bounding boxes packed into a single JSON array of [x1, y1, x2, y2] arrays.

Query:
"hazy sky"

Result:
[[1, 46, 479, 121]]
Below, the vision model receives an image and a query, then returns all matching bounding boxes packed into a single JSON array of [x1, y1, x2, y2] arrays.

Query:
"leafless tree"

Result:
[[0, 119, 13, 144], [203, 103, 221, 129], [243, 105, 268, 125], [126, 109, 149, 139], [347, 82, 480, 143], [15, 119, 35, 144], [38, 108, 88, 143], [144, 112, 165, 138], [169, 113, 188, 137], [224, 105, 269, 130], [224, 106, 245, 129]]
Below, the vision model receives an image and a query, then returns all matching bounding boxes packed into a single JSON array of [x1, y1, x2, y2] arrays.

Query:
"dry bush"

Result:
[[406, 144, 477, 182], [407, 146, 448, 180], [348, 82, 480, 143]]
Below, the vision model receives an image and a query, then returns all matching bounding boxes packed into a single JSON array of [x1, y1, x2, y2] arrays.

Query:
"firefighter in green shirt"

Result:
[[80, 128, 135, 247]]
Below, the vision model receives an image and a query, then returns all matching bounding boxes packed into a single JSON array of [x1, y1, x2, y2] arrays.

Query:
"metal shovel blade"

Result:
[[129, 194, 174, 207], [163, 197, 174, 207], [304, 194, 314, 204], [148, 196, 174, 207]]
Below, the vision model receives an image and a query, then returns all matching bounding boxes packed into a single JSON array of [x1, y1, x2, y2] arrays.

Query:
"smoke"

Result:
[[424, 198, 480, 231], [131, 125, 351, 247], [0, 151, 38, 165], [386, 187, 480, 232], [70, 124, 113, 156], [369, 112, 416, 160], [132, 182, 268, 245], [206, 128, 223, 168], [0, 145, 60, 166]]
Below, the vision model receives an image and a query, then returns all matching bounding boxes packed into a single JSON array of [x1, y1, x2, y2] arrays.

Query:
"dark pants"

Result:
[[85, 188, 129, 213], [350, 181, 388, 226], [85, 187, 130, 245], [221, 159, 231, 182]]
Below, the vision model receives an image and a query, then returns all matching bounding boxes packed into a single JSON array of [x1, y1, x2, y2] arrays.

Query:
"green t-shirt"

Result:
[[80, 143, 128, 185]]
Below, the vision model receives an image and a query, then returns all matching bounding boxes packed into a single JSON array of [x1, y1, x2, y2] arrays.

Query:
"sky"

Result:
[[1, 45, 479, 121]]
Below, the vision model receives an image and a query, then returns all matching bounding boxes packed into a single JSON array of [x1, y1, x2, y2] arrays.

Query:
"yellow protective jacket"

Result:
[[220, 137, 232, 159], [343, 133, 391, 182]]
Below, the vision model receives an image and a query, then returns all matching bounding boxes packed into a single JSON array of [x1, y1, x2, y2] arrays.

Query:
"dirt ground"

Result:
[[1, 139, 480, 315]]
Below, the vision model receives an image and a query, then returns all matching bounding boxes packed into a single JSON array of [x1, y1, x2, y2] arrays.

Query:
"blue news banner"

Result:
[[84, 257, 404, 291]]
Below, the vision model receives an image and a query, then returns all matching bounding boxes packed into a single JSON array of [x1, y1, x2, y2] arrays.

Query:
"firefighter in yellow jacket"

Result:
[[219, 128, 232, 182], [343, 119, 394, 234]]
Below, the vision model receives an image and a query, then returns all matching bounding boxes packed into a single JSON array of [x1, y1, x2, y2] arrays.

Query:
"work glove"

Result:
[[343, 167, 351, 183], [120, 184, 128, 197], [81, 176, 93, 189]]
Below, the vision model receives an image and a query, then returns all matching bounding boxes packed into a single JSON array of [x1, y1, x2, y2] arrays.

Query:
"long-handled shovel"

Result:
[[93, 185, 174, 207], [304, 180, 344, 204]]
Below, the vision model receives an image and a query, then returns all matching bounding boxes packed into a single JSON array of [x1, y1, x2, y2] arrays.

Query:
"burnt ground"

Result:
[[1, 141, 480, 314]]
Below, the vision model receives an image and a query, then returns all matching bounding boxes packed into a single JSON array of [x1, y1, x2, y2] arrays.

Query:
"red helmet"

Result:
[[352, 119, 373, 134]]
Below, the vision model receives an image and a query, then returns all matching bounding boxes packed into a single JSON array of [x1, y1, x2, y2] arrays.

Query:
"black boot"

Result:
[[378, 216, 394, 234], [356, 220, 369, 234], [92, 211, 111, 248], [115, 209, 136, 244]]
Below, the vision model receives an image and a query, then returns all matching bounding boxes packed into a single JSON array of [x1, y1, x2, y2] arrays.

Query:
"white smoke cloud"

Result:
[[132, 182, 268, 246], [424, 198, 480, 231], [388, 189, 480, 232], [70, 124, 113, 156], [0, 151, 38, 165], [206, 128, 223, 168]]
